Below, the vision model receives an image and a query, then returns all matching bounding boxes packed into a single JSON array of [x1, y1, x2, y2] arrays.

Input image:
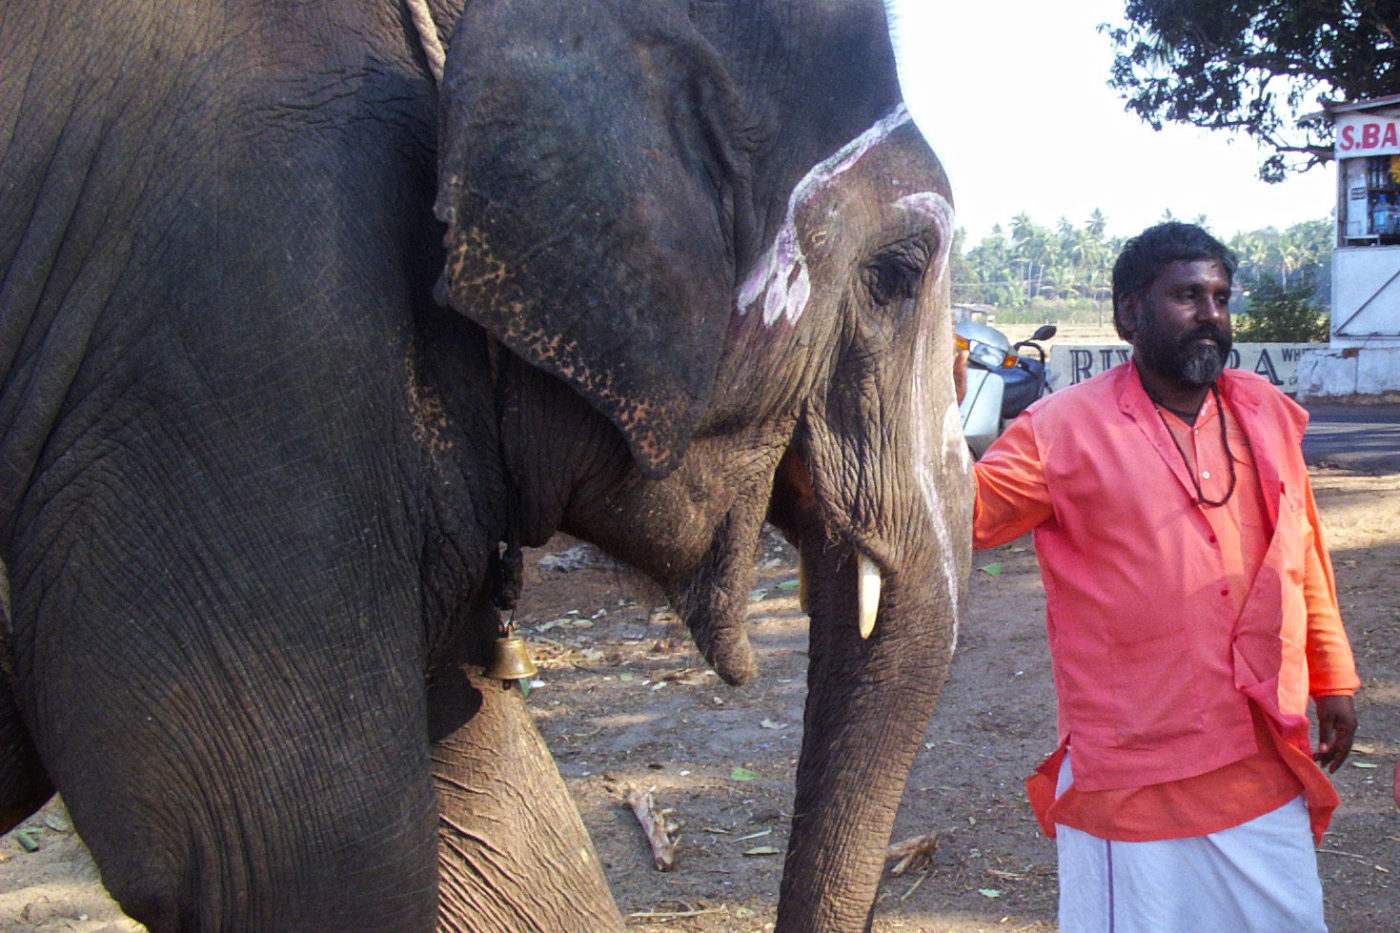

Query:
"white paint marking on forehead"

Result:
[[737, 105, 916, 326], [910, 323, 969, 655]]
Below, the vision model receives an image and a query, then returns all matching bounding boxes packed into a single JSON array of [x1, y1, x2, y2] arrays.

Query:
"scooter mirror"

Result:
[[1032, 324, 1058, 341]]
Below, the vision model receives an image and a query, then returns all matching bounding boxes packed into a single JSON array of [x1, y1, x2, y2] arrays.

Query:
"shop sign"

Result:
[[1336, 112, 1400, 158]]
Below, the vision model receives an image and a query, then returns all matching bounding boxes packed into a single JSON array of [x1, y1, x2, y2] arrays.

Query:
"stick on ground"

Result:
[[624, 785, 680, 871], [886, 831, 941, 876]]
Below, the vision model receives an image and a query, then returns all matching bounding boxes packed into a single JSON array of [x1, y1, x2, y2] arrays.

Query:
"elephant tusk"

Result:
[[857, 555, 881, 639]]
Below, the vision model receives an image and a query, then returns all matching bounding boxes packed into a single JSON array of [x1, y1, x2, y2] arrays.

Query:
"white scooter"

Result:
[[956, 321, 1057, 458]]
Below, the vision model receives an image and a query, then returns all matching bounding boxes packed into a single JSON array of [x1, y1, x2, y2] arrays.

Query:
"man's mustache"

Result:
[[1179, 323, 1231, 350]]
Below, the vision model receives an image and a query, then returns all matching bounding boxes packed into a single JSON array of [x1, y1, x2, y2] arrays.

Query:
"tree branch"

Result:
[[624, 785, 680, 872]]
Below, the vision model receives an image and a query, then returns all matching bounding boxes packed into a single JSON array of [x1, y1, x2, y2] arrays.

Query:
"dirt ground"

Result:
[[3, 461, 1397, 932]]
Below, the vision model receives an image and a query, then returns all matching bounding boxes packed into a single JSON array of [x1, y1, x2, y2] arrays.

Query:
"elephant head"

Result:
[[434, 0, 972, 927]]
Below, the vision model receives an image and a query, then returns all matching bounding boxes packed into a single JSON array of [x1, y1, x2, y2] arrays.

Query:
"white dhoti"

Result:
[[1055, 753, 1328, 933]]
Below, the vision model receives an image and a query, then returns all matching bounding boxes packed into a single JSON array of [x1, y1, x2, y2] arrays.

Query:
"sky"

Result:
[[887, 0, 1338, 246]]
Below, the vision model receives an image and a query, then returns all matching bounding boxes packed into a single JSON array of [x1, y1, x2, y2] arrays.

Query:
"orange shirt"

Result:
[[1043, 396, 1310, 840], [976, 379, 1354, 843]]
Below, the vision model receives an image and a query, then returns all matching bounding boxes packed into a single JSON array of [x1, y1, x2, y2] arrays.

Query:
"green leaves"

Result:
[[1106, 0, 1400, 178], [957, 212, 1334, 319], [1234, 274, 1330, 343]]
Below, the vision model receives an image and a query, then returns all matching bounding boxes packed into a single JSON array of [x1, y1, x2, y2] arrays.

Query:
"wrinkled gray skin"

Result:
[[0, 0, 970, 930]]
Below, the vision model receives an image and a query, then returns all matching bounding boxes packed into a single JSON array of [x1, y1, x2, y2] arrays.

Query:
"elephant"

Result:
[[0, 0, 971, 930]]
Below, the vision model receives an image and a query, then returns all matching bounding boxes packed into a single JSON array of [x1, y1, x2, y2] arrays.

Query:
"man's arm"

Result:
[[972, 412, 1053, 549], [1299, 476, 1360, 771]]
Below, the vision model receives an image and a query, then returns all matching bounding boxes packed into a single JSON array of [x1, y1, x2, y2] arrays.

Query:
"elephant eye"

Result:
[[862, 237, 931, 307]]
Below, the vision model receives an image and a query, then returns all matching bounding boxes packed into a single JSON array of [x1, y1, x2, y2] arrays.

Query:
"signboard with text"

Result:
[[1335, 112, 1400, 159], [1048, 344, 1311, 395]]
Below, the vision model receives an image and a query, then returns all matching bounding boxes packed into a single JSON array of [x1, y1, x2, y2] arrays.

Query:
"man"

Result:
[[973, 223, 1359, 932]]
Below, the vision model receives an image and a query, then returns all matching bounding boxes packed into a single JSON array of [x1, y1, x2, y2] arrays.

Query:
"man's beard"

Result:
[[1137, 320, 1231, 388]]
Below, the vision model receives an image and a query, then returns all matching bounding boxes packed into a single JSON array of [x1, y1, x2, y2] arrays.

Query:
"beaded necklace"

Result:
[[1150, 383, 1237, 508]]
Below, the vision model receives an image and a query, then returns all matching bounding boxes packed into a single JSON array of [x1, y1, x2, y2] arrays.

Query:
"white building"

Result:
[[1297, 94, 1400, 398]]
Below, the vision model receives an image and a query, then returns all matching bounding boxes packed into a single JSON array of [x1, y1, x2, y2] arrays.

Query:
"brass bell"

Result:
[[486, 633, 537, 681]]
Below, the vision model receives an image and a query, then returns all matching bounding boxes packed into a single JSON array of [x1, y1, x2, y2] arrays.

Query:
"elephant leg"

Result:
[[429, 666, 624, 933], [60, 678, 442, 932], [0, 558, 53, 832], [15, 581, 444, 930]]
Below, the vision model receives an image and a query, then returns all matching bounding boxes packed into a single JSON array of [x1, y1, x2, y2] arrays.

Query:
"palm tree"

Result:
[[1278, 237, 1304, 289], [1086, 208, 1108, 240], [1011, 214, 1056, 301]]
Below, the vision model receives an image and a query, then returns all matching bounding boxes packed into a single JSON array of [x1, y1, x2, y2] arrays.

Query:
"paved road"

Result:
[[1302, 402, 1400, 474]]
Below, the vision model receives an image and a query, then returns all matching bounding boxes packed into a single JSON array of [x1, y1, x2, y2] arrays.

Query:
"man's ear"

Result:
[[1118, 293, 1139, 342]]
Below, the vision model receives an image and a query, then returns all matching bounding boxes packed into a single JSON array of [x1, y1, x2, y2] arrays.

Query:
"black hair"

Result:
[[1111, 223, 1237, 341]]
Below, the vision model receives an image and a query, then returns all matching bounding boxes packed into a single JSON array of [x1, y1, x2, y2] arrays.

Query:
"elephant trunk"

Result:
[[776, 533, 963, 930]]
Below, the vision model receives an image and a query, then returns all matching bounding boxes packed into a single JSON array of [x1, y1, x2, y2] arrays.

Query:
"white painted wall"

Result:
[[1296, 347, 1400, 399]]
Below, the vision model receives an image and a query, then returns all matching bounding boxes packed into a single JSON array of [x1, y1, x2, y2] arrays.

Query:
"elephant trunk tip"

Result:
[[700, 636, 757, 687]]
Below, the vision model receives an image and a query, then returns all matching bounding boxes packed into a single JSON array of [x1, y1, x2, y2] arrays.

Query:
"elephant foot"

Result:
[[429, 666, 625, 933]]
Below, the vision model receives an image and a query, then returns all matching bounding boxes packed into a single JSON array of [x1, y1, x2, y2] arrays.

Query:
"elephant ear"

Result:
[[434, 0, 752, 479]]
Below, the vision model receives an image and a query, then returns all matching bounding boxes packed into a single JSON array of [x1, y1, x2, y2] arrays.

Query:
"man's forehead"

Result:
[[1156, 258, 1232, 286]]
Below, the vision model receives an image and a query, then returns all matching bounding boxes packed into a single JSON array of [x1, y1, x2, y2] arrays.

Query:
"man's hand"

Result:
[[1314, 694, 1357, 773], [953, 336, 969, 404]]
